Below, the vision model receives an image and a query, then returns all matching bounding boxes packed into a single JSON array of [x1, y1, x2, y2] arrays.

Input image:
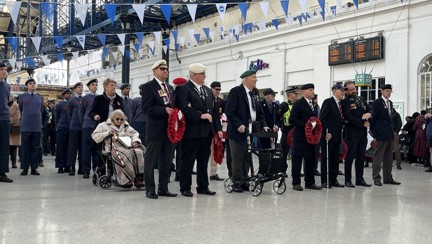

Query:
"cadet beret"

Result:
[[210, 81, 221, 88], [331, 83, 346, 91], [301, 83, 314, 90], [0, 62, 6, 68], [25, 78, 36, 86], [240, 69, 256, 79], [189, 63, 206, 73], [173, 77, 188, 86], [47, 99, 55, 103], [151, 60, 167, 70], [73, 82, 83, 89], [120, 83, 131, 90], [263, 88, 277, 96], [86, 79, 98, 86], [62, 88, 71, 95], [285, 87, 297, 93], [381, 84, 392, 90]]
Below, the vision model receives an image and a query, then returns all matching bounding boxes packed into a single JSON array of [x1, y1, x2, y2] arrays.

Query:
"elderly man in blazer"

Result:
[[175, 63, 222, 197], [225, 69, 268, 193], [142, 60, 178, 199], [319, 84, 346, 188], [289, 83, 322, 191], [370, 84, 401, 186]]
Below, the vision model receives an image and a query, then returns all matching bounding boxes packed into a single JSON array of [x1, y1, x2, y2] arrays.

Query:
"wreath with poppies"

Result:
[[167, 108, 186, 143], [212, 133, 223, 165], [305, 117, 322, 145], [339, 141, 348, 160], [287, 128, 294, 147]]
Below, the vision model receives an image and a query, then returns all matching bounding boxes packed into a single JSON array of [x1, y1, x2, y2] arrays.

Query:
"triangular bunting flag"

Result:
[[353, 0, 359, 9], [160, 4, 172, 24], [54, 36, 63, 48], [171, 30, 178, 43], [74, 3, 89, 26], [286, 15, 294, 26], [175, 44, 180, 52], [234, 34, 240, 43], [216, 4, 227, 22], [41, 2, 56, 23], [135, 32, 144, 44], [162, 45, 168, 55], [102, 47, 109, 59], [301, 13, 308, 22], [187, 4, 198, 22], [16, 61, 22, 70], [25, 57, 36, 68], [8, 58, 16, 68], [203, 28, 210, 41], [258, 21, 267, 31], [132, 4, 146, 24], [259, 2, 270, 20], [117, 34, 126, 46], [280, 0, 289, 17], [318, 0, 325, 12], [209, 31, 215, 41], [149, 41, 155, 51], [218, 26, 225, 39], [76, 35, 86, 49], [133, 43, 140, 52], [5, 1, 21, 26], [330, 6, 337, 15], [298, 0, 307, 14], [125, 50, 130, 59], [243, 24, 248, 35], [104, 4, 117, 25], [41, 55, 50, 65], [297, 15, 303, 26], [179, 36, 186, 46], [57, 53, 64, 63], [150, 47, 155, 56], [194, 34, 201, 45], [163, 38, 170, 47], [31, 37, 42, 53], [320, 11, 325, 21], [112, 51, 118, 61], [118, 46, 125, 55], [153, 31, 161, 43], [238, 3, 249, 22], [272, 19, 279, 30], [98, 34, 106, 46], [72, 52, 79, 61]]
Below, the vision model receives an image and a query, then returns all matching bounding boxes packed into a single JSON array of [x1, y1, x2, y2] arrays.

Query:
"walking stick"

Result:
[[326, 129, 329, 188]]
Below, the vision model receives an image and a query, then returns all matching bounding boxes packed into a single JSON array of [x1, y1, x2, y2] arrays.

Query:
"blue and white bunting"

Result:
[[238, 3, 249, 22], [336, 0, 343, 10], [54, 36, 63, 48], [298, 0, 307, 14], [41, 2, 56, 23], [353, 0, 359, 9], [160, 4, 172, 24], [132, 4, 146, 25], [162, 45, 168, 55], [153, 31, 161, 43], [31, 37, 42, 53], [203, 28, 210, 41], [74, 3, 89, 26], [104, 4, 117, 25], [57, 53, 64, 63], [179, 36, 186, 46], [194, 34, 201, 45], [216, 4, 227, 22], [112, 51, 118, 61], [136, 32, 144, 45], [98, 34, 106, 46], [171, 30, 178, 43], [76, 35, 86, 49], [117, 34, 126, 46], [40, 55, 50, 65], [5, 1, 21, 26], [187, 4, 198, 22], [8, 58, 16, 69], [118, 45, 125, 56], [280, 0, 289, 17], [259, 1, 270, 20], [272, 19, 279, 30]]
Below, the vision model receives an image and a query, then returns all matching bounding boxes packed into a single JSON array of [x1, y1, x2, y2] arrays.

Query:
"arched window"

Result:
[[419, 54, 432, 110]]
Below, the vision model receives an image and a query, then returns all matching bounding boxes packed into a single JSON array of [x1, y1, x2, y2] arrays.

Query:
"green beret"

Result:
[[240, 69, 256, 79]]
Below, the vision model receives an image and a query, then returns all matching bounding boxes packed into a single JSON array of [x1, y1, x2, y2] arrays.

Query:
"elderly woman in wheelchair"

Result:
[[92, 109, 145, 188]]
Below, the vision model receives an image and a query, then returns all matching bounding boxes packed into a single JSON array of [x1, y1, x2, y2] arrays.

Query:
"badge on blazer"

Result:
[[219, 107, 222, 114]]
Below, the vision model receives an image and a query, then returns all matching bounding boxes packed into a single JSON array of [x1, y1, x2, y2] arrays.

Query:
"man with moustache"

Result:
[[0, 62, 13, 182], [176, 63, 222, 197], [225, 70, 268, 193], [142, 60, 177, 199], [289, 83, 322, 191]]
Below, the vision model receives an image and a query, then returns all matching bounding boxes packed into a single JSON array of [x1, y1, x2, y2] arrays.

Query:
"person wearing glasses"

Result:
[[89, 78, 124, 124], [141, 60, 178, 199], [92, 109, 145, 188]]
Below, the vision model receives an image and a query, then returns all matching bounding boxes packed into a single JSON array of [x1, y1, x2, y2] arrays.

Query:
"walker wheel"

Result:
[[99, 175, 113, 189], [273, 179, 286, 194], [249, 179, 263, 197], [224, 178, 234, 193], [92, 173, 98, 186]]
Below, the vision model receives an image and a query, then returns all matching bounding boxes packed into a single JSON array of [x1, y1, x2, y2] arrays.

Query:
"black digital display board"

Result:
[[328, 36, 384, 66], [328, 41, 353, 65]]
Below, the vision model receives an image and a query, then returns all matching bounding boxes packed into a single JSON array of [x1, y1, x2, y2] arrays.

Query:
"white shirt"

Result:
[[243, 85, 256, 122]]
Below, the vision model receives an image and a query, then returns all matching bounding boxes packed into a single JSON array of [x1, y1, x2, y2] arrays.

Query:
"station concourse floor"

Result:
[[1, 155, 432, 244]]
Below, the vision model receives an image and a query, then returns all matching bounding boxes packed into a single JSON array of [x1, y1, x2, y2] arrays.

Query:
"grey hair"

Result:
[[110, 109, 126, 121]]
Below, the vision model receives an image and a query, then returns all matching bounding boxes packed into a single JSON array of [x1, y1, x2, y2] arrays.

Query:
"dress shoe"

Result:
[[119, 182, 133, 188], [146, 191, 158, 199], [77, 169, 83, 175], [64, 168, 70, 173], [11, 162, 17, 168], [210, 174, 224, 181], [233, 186, 244, 193], [383, 180, 401, 185], [321, 183, 332, 189], [331, 181, 344, 188], [305, 184, 322, 190], [338, 170, 344, 176], [425, 167, 432, 172], [282, 172, 288, 178], [38, 161, 44, 167], [293, 184, 304, 191], [20, 169, 28, 175], [31, 170, 40, 175], [57, 168, 64, 174], [157, 190, 178, 197], [374, 180, 382, 186], [133, 178, 145, 188], [356, 180, 372, 187], [313, 170, 321, 176], [69, 169, 76, 176], [83, 173, 90, 179], [345, 182, 355, 188], [0, 174, 13, 183], [181, 191, 193, 197], [397, 165, 402, 170], [197, 188, 216, 195]]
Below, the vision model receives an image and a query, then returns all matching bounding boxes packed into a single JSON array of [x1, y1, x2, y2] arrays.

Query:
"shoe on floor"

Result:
[[397, 165, 402, 170], [209, 174, 224, 181], [383, 180, 401, 185], [57, 168, 64, 174], [374, 180, 382, 186], [83, 173, 90, 179], [31, 169, 40, 175], [20, 169, 28, 176], [293, 184, 304, 191], [305, 184, 322, 190], [425, 167, 432, 172], [0, 174, 13, 183], [38, 161, 44, 167]]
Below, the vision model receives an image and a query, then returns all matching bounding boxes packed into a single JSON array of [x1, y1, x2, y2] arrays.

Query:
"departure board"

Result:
[[354, 36, 384, 62], [328, 41, 353, 66]]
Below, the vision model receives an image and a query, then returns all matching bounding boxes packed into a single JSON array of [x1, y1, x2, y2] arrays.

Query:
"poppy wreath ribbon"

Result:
[[305, 117, 322, 145], [287, 128, 294, 147], [212, 133, 223, 165], [167, 108, 186, 143]]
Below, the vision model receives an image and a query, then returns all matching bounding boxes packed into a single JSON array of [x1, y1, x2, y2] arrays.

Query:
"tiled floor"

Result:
[[1, 156, 432, 244]]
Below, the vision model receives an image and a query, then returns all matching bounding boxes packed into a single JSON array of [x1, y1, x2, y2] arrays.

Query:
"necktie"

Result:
[[309, 100, 314, 112], [249, 91, 256, 111], [386, 101, 391, 115], [199, 87, 206, 101], [31, 93, 34, 96], [161, 83, 172, 106], [338, 102, 343, 118]]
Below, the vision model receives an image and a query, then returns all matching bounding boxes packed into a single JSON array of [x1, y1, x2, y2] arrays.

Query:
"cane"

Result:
[[326, 129, 329, 189]]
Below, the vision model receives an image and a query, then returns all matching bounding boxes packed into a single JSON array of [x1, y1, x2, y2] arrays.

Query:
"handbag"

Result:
[[10, 125, 20, 134], [117, 136, 132, 148]]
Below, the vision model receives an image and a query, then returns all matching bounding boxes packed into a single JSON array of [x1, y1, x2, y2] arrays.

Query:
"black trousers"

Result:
[[144, 139, 176, 192], [180, 137, 212, 192], [82, 127, 99, 174], [55, 128, 69, 168], [42, 126, 56, 154], [344, 133, 367, 183], [279, 131, 290, 173], [229, 139, 250, 185], [67, 130, 82, 170], [21, 132, 41, 170], [291, 142, 316, 186], [225, 139, 233, 177], [133, 121, 147, 146], [0, 120, 10, 174], [320, 140, 340, 184]]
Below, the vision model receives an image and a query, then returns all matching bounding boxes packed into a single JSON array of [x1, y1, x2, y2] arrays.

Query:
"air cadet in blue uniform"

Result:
[[55, 88, 72, 173], [67, 82, 84, 175], [0, 62, 13, 183]]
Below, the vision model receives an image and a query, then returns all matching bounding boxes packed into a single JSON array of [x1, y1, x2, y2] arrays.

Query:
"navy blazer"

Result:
[[175, 81, 221, 139], [141, 78, 175, 141], [319, 97, 343, 143], [370, 97, 393, 141], [261, 99, 280, 128], [225, 84, 267, 141], [289, 97, 319, 144]]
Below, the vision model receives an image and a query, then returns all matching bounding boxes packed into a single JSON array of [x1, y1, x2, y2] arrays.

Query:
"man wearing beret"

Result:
[[120, 83, 132, 122], [289, 83, 322, 191], [278, 87, 297, 177], [55, 88, 72, 173], [225, 69, 268, 192], [260, 88, 280, 150], [81, 79, 99, 179], [18, 78, 47, 176], [369, 84, 401, 186], [142, 60, 177, 199], [319, 84, 346, 188], [67, 82, 84, 176], [175, 63, 222, 197], [0, 63, 13, 182]]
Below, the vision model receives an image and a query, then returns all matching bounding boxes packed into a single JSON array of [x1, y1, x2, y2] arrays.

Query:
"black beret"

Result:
[[62, 88, 71, 95], [210, 81, 221, 88], [331, 83, 346, 91], [86, 79, 98, 86], [0, 62, 6, 68], [120, 83, 131, 90], [138, 84, 145, 90], [263, 88, 277, 96], [25, 78, 36, 86], [73, 82, 83, 89], [285, 87, 297, 93], [381, 84, 392, 90], [47, 99, 55, 103], [240, 69, 256, 79], [301, 83, 314, 90]]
